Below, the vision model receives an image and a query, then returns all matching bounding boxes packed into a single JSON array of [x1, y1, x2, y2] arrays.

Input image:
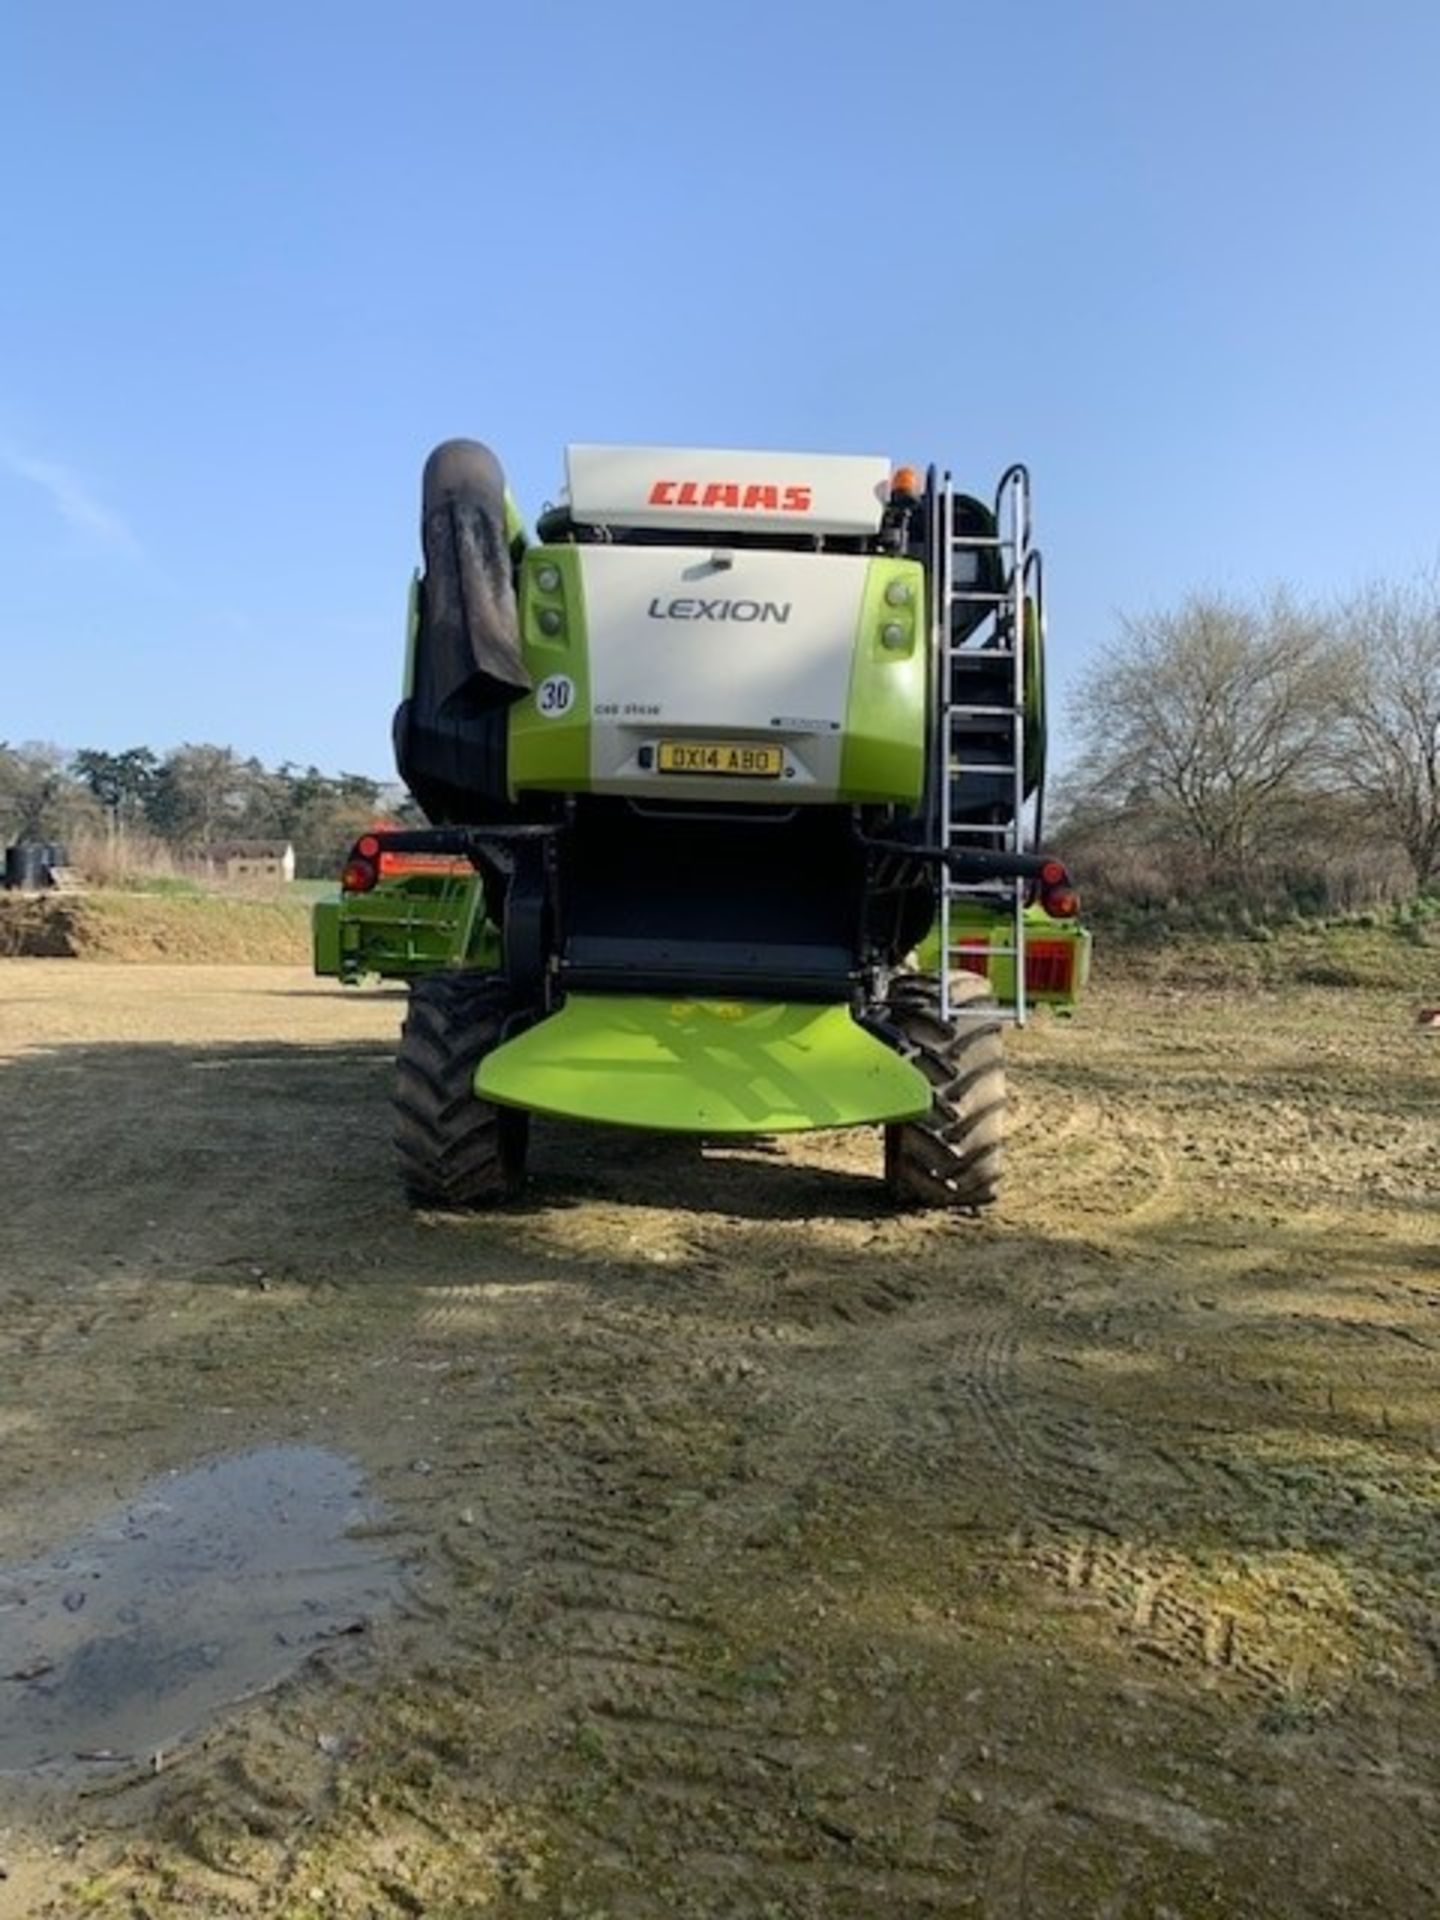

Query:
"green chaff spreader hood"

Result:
[[476, 995, 930, 1134]]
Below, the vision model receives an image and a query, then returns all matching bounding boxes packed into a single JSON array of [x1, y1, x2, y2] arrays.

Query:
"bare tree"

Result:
[[1069, 592, 1337, 870], [1328, 574, 1440, 889]]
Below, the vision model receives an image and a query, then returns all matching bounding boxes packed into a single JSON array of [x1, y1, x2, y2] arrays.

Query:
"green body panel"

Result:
[[507, 545, 592, 794], [839, 558, 928, 803], [477, 994, 931, 1134], [915, 905, 1091, 1006], [313, 875, 497, 985], [503, 489, 527, 557]]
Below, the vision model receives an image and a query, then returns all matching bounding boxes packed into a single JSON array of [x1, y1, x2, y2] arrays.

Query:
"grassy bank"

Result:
[[1093, 912, 1440, 993], [0, 890, 311, 963]]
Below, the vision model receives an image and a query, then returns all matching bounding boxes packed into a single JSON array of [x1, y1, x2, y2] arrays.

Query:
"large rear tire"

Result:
[[881, 972, 1006, 1210], [393, 971, 529, 1209]]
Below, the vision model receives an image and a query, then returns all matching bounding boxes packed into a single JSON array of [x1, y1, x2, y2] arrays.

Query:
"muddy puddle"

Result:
[[0, 1447, 404, 1776]]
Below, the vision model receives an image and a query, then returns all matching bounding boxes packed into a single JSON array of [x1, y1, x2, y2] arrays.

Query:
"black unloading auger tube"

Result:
[[393, 439, 532, 824], [858, 836, 1065, 885]]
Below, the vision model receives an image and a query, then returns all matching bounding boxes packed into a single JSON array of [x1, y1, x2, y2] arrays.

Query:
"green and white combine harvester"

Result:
[[314, 441, 1089, 1209]]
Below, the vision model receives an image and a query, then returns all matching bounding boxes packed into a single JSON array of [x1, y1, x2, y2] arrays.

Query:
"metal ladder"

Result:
[[930, 464, 1042, 1026]]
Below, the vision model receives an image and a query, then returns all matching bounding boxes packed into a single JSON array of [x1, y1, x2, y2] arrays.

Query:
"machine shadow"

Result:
[[0, 1031, 913, 1264]]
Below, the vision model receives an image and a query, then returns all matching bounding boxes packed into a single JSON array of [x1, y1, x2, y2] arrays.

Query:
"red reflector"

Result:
[[1025, 941, 1076, 993], [377, 851, 474, 878], [954, 943, 990, 976], [341, 858, 378, 893], [357, 834, 381, 858], [1039, 859, 1067, 887]]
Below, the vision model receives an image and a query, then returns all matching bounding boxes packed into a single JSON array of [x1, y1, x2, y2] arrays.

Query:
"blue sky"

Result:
[[2, 0, 1437, 777]]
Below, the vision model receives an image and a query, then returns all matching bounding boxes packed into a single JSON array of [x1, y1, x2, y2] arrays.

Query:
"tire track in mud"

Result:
[[931, 1291, 1326, 1700], [394, 1285, 918, 1911], [656, 1156, 1268, 1714], [406, 1268, 1134, 1913], [727, 1239, 1302, 1732], [671, 1169, 1310, 1712]]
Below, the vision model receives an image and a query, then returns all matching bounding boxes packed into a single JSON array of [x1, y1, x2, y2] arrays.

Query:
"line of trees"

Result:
[[1055, 571, 1440, 919], [0, 742, 409, 880]]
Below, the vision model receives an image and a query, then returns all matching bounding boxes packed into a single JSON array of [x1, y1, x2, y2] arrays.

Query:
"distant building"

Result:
[[207, 840, 296, 884]]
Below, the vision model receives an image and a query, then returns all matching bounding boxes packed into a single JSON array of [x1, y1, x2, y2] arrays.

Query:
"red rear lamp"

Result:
[[357, 834, 381, 858], [1039, 859, 1067, 887], [1026, 941, 1077, 993], [341, 857, 378, 894], [1043, 886, 1080, 919]]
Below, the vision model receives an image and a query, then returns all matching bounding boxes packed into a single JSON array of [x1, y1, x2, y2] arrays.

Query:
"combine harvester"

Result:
[[314, 442, 1088, 1209]]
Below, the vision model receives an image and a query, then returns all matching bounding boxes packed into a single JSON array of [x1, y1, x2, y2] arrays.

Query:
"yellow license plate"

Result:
[[656, 741, 784, 778]]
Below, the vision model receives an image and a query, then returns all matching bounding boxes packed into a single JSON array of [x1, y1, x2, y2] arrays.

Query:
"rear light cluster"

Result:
[[1025, 941, 1078, 993], [1037, 858, 1079, 919], [341, 834, 382, 894], [339, 833, 476, 893], [955, 940, 1078, 996]]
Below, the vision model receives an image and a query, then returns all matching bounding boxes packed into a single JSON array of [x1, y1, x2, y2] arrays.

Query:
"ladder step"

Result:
[[951, 535, 1009, 548], [948, 704, 1022, 719], [949, 591, 1010, 604], [945, 823, 1017, 836], [950, 761, 1015, 774], [949, 648, 1017, 662]]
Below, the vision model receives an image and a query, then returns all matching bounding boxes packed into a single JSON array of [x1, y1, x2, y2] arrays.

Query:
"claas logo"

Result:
[[648, 479, 813, 513]]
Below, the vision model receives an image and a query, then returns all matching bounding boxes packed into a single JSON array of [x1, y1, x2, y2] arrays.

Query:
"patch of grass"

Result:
[[112, 872, 210, 898], [1098, 921, 1440, 993]]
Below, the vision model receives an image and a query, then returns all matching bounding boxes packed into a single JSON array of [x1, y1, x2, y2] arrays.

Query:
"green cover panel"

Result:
[[507, 546, 592, 793], [477, 995, 931, 1133], [312, 900, 341, 976], [839, 558, 927, 802], [316, 876, 498, 984]]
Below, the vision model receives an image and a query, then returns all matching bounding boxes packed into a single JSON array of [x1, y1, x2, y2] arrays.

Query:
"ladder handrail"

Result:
[[934, 463, 1040, 1026]]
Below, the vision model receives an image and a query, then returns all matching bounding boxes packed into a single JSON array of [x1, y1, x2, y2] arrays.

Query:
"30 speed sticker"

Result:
[[535, 674, 575, 718]]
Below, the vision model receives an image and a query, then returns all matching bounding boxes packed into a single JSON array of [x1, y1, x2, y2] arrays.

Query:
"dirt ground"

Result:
[[0, 960, 1436, 1919]]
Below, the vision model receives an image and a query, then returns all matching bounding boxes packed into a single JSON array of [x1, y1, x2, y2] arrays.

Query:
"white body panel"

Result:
[[577, 547, 871, 803], [566, 444, 891, 537]]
